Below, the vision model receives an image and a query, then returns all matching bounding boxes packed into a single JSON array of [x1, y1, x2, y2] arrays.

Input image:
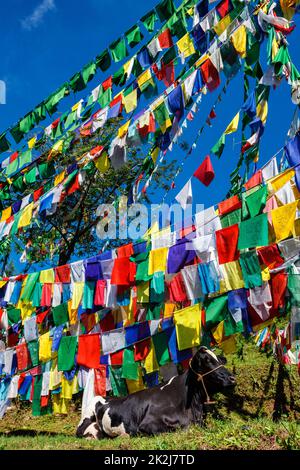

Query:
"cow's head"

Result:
[[188, 346, 236, 400]]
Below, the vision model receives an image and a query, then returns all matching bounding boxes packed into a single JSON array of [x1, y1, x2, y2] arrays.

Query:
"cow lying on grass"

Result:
[[76, 346, 236, 439]]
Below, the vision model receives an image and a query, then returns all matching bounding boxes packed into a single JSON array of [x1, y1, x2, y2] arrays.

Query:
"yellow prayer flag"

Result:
[[126, 369, 146, 394], [220, 261, 245, 291], [61, 375, 75, 399], [231, 25, 247, 58], [148, 247, 168, 275], [164, 303, 176, 318], [271, 36, 279, 62], [142, 220, 159, 240], [151, 147, 159, 164], [39, 332, 53, 362], [67, 300, 78, 325], [54, 171, 65, 186], [261, 266, 271, 282], [122, 89, 138, 114], [72, 101, 81, 112], [0, 281, 7, 289], [39, 268, 55, 284], [51, 140, 64, 154], [270, 168, 295, 193], [177, 33, 196, 58], [28, 136, 37, 149], [49, 358, 62, 390], [271, 200, 298, 242], [256, 100, 268, 125], [280, 0, 297, 20], [212, 320, 225, 344], [52, 395, 70, 414], [118, 120, 131, 138], [18, 202, 34, 229], [214, 15, 232, 36], [137, 281, 150, 303], [174, 304, 201, 351], [94, 152, 110, 173], [71, 282, 84, 310], [143, 340, 159, 373], [1, 206, 12, 222], [137, 69, 153, 91], [224, 112, 240, 135]]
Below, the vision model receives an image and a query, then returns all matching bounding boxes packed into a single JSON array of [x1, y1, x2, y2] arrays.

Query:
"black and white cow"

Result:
[[76, 346, 236, 439]]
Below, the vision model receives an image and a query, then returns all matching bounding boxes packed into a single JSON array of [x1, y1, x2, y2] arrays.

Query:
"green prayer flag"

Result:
[[221, 42, 241, 78], [32, 282, 42, 308], [141, 10, 158, 33], [245, 185, 267, 218], [156, 0, 176, 22], [287, 269, 300, 305], [82, 282, 95, 310], [45, 84, 68, 114], [146, 303, 162, 320], [19, 150, 32, 169], [152, 331, 170, 366], [0, 133, 10, 152], [221, 209, 242, 228], [211, 134, 226, 158], [96, 50, 111, 71], [28, 340, 39, 367], [21, 272, 40, 302], [238, 213, 269, 250], [290, 63, 300, 83], [112, 67, 127, 87], [153, 100, 171, 132], [12, 176, 26, 193], [273, 46, 290, 76], [24, 167, 37, 184], [58, 336, 77, 371], [39, 161, 55, 179], [19, 114, 34, 134], [69, 72, 86, 93], [10, 124, 24, 144], [110, 37, 128, 63], [239, 251, 263, 289], [109, 366, 128, 397], [52, 303, 69, 326], [126, 25, 143, 48], [205, 295, 228, 330], [150, 272, 165, 303], [34, 103, 47, 123], [82, 61, 97, 85], [224, 314, 244, 337], [131, 250, 152, 282], [246, 33, 260, 66], [98, 87, 112, 108], [7, 307, 21, 325], [122, 348, 139, 380], [167, 11, 187, 39], [32, 374, 43, 416], [5, 159, 19, 177], [64, 110, 77, 129]]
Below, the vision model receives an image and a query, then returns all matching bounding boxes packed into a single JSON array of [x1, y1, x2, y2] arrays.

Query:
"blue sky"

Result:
[[0, 0, 299, 257]]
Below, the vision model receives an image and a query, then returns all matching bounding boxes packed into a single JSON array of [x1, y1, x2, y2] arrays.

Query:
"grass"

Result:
[[0, 341, 299, 450]]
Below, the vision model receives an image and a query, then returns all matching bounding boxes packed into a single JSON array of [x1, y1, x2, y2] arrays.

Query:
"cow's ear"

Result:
[[218, 355, 227, 365]]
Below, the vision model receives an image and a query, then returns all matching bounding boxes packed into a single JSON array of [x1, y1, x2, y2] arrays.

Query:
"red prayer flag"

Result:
[[33, 187, 44, 202], [216, 224, 240, 264], [55, 265, 71, 283], [257, 244, 284, 270], [110, 349, 124, 365], [218, 194, 241, 216], [102, 76, 112, 91], [134, 338, 151, 361], [193, 155, 215, 186], [16, 343, 31, 371], [94, 366, 107, 396], [216, 0, 232, 18], [77, 333, 101, 369], [244, 170, 262, 190], [200, 59, 220, 92], [167, 273, 188, 302], [158, 28, 173, 49], [94, 280, 106, 306]]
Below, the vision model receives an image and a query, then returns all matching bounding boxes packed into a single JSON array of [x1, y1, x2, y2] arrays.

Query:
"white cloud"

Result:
[[21, 0, 56, 31]]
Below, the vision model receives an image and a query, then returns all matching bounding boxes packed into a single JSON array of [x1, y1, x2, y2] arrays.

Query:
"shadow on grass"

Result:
[[0, 429, 72, 438]]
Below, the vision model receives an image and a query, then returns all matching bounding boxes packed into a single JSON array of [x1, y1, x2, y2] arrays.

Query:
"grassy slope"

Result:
[[0, 342, 299, 450]]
